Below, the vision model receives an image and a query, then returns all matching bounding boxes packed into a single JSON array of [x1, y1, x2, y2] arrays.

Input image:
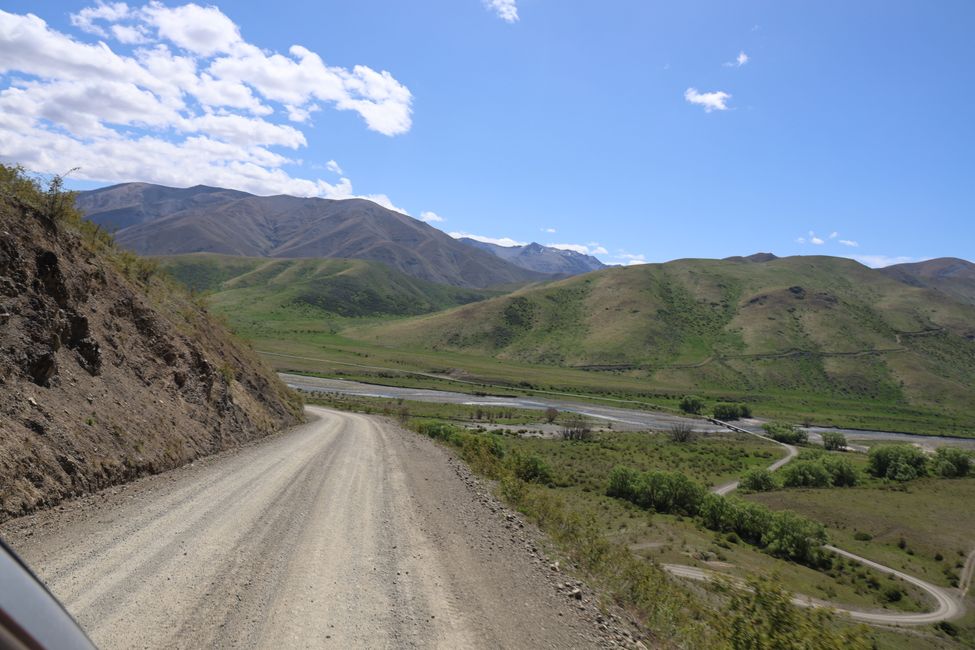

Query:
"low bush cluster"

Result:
[[739, 467, 775, 492], [712, 403, 752, 421], [606, 467, 705, 516], [780, 454, 859, 488], [932, 447, 973, 478], [762, 422, 808, 445], [607, 467, 829, 566], [821, 431, 847, 450], [679, 394, 705, 415], [867, 444, 927, 481]]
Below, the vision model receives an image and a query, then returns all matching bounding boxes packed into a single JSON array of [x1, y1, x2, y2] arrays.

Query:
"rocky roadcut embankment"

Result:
[[0, 169, 302, 521]]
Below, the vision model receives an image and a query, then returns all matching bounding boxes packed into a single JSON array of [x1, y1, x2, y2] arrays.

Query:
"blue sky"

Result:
[[0, 1, 972, 267]]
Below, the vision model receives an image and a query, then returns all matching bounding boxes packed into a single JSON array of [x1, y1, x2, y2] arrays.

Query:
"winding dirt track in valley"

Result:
[[0, 407, 611, 649], [666, 419, 966, 626]]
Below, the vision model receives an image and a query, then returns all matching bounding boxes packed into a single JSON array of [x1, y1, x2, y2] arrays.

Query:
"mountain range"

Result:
[[76, 183, 548, 289], [458, 238, 606, 275]]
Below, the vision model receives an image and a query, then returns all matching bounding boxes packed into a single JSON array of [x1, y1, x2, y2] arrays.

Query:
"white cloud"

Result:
[[839, 239, 859, 247], [70, 2, 131, 37], [542, 227, 556, 233], [112, 23, 150, 44], [325, 159, 343, 175], [684, 87, 731, 112], [0, 5, 413, 206], [449, 232, 526, 247], [419, 211, 445, 223], [547, 243, 607, 256], [724, 51, 749, 67], [802, 230, 825, 245], [142, 2, 242, 56], [849, 255, 914, 268], [615, 252, 647, 266], [484, 0, 519, 23], [829, 231, 838, 239]]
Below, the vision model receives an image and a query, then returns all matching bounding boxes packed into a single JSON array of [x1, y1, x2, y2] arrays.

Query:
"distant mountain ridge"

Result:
[[76, 183, 548, 289], [879, 257, 975, 306], [458, 238, 606, 275]]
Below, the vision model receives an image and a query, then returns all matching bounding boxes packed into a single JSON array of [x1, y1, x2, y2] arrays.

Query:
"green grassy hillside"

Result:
[[157, 253, 497, 322], [350, 256, 975, 428]]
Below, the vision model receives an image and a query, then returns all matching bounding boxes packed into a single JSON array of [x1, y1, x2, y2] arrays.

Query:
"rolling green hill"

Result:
[[350, 255, 975, 424], [157, 253, 497, 321]]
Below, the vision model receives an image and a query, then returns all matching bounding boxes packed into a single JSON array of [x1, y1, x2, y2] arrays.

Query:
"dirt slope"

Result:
[[0, 167, 302, 521], [1, 408, 630, 649]]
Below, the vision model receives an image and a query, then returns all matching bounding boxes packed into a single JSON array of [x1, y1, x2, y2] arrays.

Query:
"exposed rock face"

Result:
[[0, 180, 302, 521]]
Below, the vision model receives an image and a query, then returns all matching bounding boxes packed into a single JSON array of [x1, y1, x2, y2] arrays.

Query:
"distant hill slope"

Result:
[[157, 253, 495, 319], [352, 255, 975, 416], [76, 183, 547, 289], [0, 166, 302, 521], [880, 257, 975, 306], [458, 238, 606, 275]]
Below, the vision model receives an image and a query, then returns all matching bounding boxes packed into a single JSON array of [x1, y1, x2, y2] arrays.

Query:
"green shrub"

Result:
[[713, 403, 743, 421], [608, 469, 828, 566], [933, 447, 972, 478], [740, 467, 776, 492], [780, 460, 832, 488], [415, 420, 460, 442], [867, 445, 927, 481], [764, 510, 829, 566], [853, 531, 872, 541], [737, 403, 752, 418], [606, 466, 640, 501], [679, 395, 705, 415], [821, 431, 847, 451], [763, 422, 808, 445], [511, 452, 553, 484], [822, 455, 860, 487]]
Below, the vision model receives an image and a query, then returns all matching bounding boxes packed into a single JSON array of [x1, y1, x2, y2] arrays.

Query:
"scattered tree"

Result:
[[821, 431, 847, 451], [679, 395, 705, 415], [713, 403, 743, 421], [867, 444, 927, 481], [933, 447, 972, 478], [763, 422, 808, 445], [740, 468, 776, 492], [544, 406, 559, 423]]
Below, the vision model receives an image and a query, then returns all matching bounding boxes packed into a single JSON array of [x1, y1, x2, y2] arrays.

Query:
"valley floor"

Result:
[[0, 408, 623, 649]]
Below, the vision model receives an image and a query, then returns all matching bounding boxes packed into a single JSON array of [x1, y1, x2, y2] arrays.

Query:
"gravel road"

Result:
[[1, 407, 620, 649]]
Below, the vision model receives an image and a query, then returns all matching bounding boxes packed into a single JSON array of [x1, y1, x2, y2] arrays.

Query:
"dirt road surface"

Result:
[[1, 407, 617, 649]]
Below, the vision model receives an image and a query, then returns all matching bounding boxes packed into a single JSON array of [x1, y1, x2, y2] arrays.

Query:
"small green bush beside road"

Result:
[[763, 422, 809, 445], [679, 394, 705, 414], [821, 431, 847, 450], [740, 467, 776, 492], [713, 403, 751, 421]]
